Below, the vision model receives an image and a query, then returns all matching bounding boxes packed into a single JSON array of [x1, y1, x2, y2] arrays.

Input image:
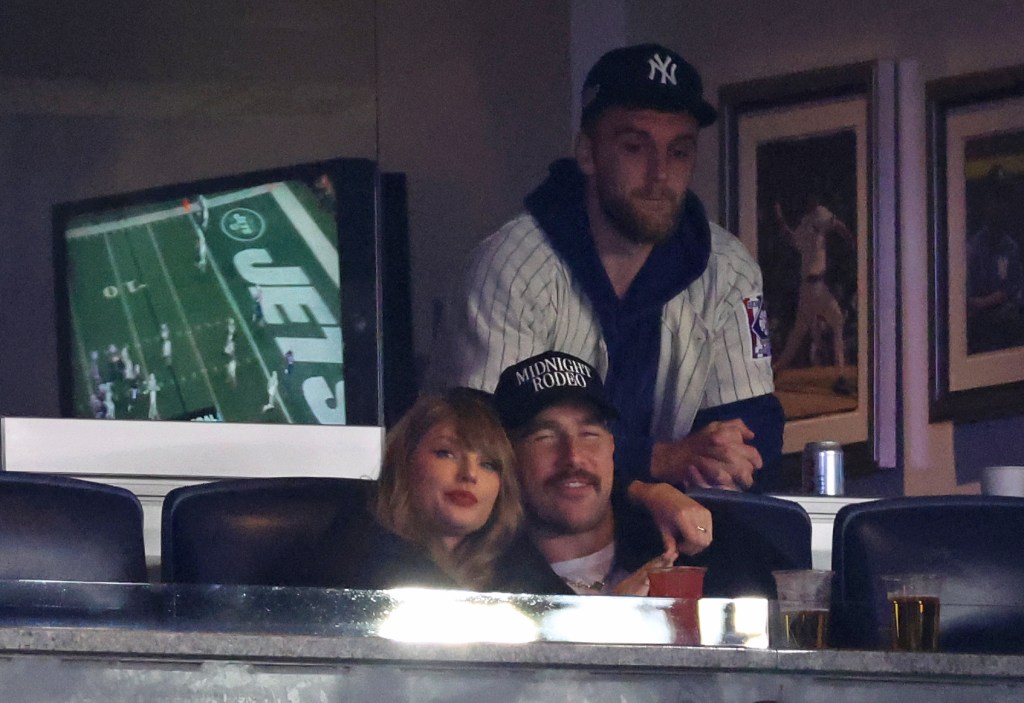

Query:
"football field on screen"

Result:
[[65, 181, 344, 425]]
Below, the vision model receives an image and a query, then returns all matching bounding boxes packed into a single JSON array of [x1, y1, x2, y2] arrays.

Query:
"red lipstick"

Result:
[[445, 490, 478, 507]]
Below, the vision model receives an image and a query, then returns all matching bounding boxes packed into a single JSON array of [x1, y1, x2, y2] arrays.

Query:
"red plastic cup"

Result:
[[648, 566, 706, 599], [648, 566, 706, 645]]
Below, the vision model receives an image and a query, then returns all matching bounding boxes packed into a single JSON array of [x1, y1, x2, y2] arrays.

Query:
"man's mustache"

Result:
[[631, 187, 678, 201], [544, 469, 601, 489]]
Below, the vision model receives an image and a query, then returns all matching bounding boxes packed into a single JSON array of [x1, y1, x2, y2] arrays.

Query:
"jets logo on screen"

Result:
[[221, 208, 266, 242], [744, 295, 771, 359]]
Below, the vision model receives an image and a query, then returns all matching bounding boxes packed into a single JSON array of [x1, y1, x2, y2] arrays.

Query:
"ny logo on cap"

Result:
[[647, 53, 677, 86]]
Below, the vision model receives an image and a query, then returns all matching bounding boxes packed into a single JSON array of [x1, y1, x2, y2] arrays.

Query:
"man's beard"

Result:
[[526, 499, 612, 537], [597, 181, 683, 246], [523, 469, 612, 537]]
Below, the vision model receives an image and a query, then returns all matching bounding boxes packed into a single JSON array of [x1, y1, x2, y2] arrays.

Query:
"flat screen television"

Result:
[[52, 158, 410, 427]]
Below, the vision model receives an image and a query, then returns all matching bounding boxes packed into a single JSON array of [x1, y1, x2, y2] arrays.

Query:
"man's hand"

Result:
[[651, 419, 763, 491], [627, 481, 712, 557], [612, 552, 678, 597]]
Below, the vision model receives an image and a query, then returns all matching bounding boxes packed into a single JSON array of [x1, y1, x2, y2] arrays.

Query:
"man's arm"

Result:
[[831, 217, 855, 245], [688, 394, 785, 492], [651, 418, 762, 491], [683, 227, 781, 491], [610, 395, 778, 493], [623, 479, 712, 556], [773, 202, 795, 244], [610, 552, 678, 596], [609, 479, 708, 596], [633, 227, 783, 492], [641, 394, 783, 492]]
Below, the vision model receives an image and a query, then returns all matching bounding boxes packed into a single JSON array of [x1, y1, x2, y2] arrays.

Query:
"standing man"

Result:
[[145, 372, 161, 420], [262, 370, 280, 412], [226, 355, 238, 387], [252, 286, 265, 327], [224, 328, 238, 387], [127, 366, 141, 413], [122, 345, 135, 382], [196, 194, 210, 232], [432, 44, 783, 491], [491, 351, 712, 596], [99, 382, 116, 420], [161, 331, 173, 367], [196, 230, 209, 273], [159, 322, 173, 367]]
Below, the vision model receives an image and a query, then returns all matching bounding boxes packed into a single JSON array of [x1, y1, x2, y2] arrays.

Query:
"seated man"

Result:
[[491, 351, 712, 595]]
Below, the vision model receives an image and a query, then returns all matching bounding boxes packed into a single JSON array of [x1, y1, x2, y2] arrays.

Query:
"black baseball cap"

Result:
[[492, 351, 619, 431], [580, 43, 717, 128]]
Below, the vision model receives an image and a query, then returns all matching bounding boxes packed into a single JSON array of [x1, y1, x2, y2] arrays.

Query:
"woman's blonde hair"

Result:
[[375, 388, 521, 590]]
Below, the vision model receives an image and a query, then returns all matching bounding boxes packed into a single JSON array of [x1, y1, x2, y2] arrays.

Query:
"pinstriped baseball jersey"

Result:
[[433, 211, 775, 443]]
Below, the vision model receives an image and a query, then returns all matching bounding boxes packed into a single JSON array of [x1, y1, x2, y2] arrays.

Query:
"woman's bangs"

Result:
[[452, 408, 510, 469]]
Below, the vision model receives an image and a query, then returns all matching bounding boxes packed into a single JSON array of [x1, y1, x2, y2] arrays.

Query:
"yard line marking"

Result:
[[145, 223, 222, 419], [271, 182, 340, 288], [68, 297, 94, 410], [189, 214, 294, 423], [66, 185, 277, 238], [101, 232, 149, 381]]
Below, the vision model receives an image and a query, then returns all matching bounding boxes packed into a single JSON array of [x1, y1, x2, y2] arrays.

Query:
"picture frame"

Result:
[[927, 65, 1024, 423], [719, 63, 896, 465]]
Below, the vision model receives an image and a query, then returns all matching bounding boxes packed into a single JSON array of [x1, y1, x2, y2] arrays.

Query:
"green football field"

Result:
[[64, 181, 345, 425]]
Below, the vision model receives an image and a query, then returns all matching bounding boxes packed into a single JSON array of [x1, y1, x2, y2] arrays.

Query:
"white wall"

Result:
[[626, 0, 1024, 494]]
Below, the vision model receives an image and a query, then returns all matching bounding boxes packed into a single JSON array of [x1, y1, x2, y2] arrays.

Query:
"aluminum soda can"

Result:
[[802, 441, 844, 496]]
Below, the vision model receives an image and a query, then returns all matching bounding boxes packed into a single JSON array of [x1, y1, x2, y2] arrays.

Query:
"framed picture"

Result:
[[927, 65, 1024, 422], [720, 63, 893, 461]]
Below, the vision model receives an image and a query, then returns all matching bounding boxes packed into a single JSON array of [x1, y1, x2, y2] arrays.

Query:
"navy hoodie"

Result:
[[524, 159, 783, 491]]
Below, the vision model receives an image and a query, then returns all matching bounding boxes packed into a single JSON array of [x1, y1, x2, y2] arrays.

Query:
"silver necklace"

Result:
[[563, 577, 608, 594]]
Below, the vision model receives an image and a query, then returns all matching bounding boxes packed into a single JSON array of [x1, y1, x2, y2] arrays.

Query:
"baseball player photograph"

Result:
[[755, 130, 859, 421], [963, 158, 1024, 355]]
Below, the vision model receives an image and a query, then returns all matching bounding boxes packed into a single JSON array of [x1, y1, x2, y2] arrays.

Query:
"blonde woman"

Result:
[[370, 388, 522, 590], [312, 388, 523, 591]]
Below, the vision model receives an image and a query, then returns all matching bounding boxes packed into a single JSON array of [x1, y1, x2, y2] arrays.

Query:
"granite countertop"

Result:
[[2, 624, 1023, 682]]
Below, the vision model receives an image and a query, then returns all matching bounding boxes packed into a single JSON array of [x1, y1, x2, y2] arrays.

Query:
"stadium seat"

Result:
[[0, 471, 146, 583], [685, 488, 813, 598], [831, 495, 1024, 653], [161, 476, 375, 586]]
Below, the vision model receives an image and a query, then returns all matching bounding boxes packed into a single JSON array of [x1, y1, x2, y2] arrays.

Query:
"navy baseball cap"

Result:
[[492, 351, 619, 431], [581, 43, 717, 128]]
